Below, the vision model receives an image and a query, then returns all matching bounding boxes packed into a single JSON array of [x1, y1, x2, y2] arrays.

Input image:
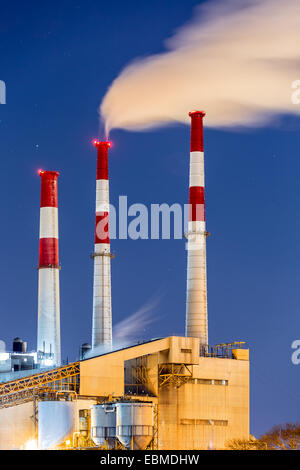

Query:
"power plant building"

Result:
[[0, 111, 250, 450], [0, 336, 249, 450]]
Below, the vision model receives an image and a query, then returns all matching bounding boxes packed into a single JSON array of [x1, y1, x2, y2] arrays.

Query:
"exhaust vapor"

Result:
[[85, 296, 162, 359], [113, 296, 161, 346], [100, 0, 300, 133]]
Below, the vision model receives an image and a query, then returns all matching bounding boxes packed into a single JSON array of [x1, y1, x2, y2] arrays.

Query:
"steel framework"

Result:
[[0, 362, 80, 408], [158, 363, 193, 388], [125, 356, 155, 396]]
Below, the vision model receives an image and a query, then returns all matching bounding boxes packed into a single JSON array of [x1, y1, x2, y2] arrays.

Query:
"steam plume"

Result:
[[113, 296, 161, 346], [85, 295, 162, 358], [100, 0, 300, 133]]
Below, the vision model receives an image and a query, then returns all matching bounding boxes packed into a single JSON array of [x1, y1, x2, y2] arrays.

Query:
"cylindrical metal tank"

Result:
[[12, 337, 23, 353], [38, 401, 75, 449], [116, 402, 154, 450], [90, 404, 116, 448], [79, 409, 89, 437]]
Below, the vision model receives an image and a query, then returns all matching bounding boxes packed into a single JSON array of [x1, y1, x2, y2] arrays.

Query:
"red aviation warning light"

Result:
[[93, 140, 112, 148]]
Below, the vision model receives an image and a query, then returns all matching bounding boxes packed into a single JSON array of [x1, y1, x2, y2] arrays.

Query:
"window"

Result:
[[213, 420, 228, 426], [197, 379, 213, 385], [180, 419, 228, 426], [194, 378, 228, 385], [187, 378, 196, 384], [181, 348, 192, 354], [214, 379, 228, 386], [196, 419, 212, 425]]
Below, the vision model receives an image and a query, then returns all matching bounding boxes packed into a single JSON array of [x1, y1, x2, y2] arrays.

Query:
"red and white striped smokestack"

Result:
[[37, 170, 61, 366], [185, 111, 208, 345], [92, 140, 112, 350]]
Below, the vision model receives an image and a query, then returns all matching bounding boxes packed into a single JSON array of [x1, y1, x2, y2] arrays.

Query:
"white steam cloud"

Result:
[[85, 295, 162, 359], [100, 0, 300, 133], [113, 297, 161, 346]]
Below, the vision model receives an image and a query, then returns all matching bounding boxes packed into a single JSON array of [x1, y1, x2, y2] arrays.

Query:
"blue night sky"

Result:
[[1, 0, 300, 437]]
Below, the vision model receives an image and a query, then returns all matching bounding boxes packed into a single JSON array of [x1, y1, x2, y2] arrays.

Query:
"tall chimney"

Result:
[[92, 141, 112, 350], [185, 111, 208, 345], [37, 170, 61, 366]]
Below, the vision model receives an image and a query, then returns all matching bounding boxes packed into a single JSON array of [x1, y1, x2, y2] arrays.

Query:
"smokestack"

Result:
[[92, 141, 112, 350], [37, 170, 61, 366], [185, 111, 208, 345]]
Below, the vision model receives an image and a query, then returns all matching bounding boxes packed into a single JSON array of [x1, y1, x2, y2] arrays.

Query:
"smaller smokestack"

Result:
[[92, 141, 113, 350], [185, 111, 208, 345], [37, 170, 61, 366], [80, 343, 92, 360]]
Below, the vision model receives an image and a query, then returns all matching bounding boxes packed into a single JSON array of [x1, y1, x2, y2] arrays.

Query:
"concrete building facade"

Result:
[[0, 336, 249, 450]]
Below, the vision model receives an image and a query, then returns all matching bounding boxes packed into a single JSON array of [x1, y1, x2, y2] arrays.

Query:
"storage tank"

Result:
[[12, 337, 26, 353], [116, 402, 154, 450], [38, 401, 75, 449], [79, 409, 89, 437], [91, 404, 116, 448]]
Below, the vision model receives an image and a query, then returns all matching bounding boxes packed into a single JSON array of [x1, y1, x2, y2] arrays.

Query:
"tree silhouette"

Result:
[[227, 423, 300, 450]]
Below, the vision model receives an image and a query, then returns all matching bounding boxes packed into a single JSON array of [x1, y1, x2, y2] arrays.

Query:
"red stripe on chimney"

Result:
[[95, 212, 110, 244], [40, 171, 59, 208], [39, 238, 59, 267], [95, 142, 110, 180], [189, 111, 205, 152], [189, 186, 205, 221]]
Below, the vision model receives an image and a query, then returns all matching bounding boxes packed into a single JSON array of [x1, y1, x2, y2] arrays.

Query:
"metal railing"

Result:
[[199, 342, 246, 359]]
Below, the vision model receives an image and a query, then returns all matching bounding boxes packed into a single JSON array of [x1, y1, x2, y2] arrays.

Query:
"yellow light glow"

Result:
[[65, 439, 71, 446], [25, 439, 38, 450]]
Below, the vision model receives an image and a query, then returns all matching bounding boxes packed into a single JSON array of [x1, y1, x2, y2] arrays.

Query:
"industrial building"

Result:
[[0, 111, 250, 450], [0, 337, 249, 450]]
